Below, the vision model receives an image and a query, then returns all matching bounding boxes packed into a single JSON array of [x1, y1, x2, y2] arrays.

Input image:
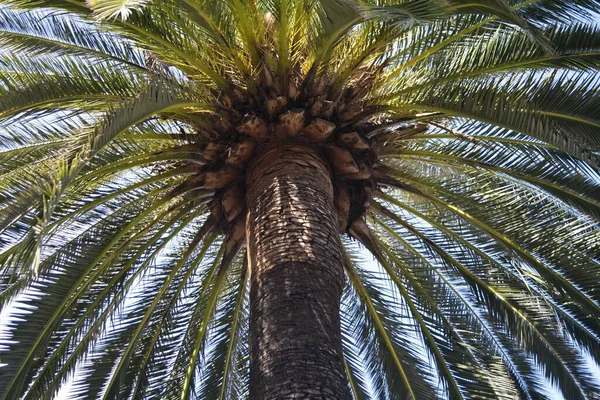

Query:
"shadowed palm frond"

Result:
[[1, 0, 599, 399]]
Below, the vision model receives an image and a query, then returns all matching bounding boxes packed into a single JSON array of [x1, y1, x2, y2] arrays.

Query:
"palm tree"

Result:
[[0, 0, 599, 398]]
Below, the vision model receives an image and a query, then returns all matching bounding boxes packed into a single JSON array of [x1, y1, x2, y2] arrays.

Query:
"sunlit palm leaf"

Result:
[[1, 0, 599, 399]]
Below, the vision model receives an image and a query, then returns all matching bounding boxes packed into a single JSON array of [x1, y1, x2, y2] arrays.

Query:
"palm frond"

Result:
[[87, 0, 151, 21], [1, 1, 599, 398], [343, 243, 439, 400]]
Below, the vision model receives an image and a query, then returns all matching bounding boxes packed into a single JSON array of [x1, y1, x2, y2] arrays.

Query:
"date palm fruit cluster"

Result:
[[171, 66, 417, 236]]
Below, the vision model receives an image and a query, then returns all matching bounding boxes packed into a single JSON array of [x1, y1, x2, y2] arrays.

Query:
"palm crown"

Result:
[[0, 0, 599, 399]]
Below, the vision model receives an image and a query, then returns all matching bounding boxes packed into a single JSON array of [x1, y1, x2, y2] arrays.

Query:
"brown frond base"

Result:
[[167, 70, 426, 236]]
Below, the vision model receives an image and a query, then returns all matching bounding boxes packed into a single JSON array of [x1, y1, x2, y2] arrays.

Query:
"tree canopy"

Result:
[[0, 0, 599, 399]]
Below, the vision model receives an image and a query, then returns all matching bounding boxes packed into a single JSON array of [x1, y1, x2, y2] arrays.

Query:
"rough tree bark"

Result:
[[245, 143, 351, 399]]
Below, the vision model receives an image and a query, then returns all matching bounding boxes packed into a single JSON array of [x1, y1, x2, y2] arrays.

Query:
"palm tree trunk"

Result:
[[245, 143, 351, 399]]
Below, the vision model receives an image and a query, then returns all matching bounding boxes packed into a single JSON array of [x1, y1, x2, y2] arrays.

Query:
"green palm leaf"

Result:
[[1, 1, 599, 398]]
